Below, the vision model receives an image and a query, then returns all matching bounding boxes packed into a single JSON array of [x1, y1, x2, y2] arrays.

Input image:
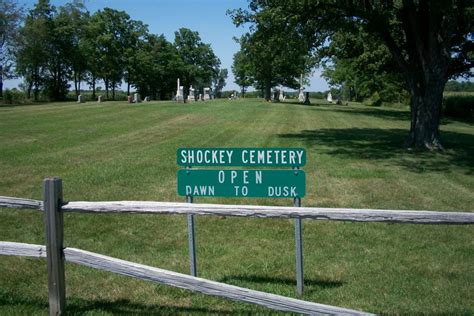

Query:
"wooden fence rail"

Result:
[[0, 241, 371, 315], [1, 197, 474, 224], [1, 186, 473, 315]]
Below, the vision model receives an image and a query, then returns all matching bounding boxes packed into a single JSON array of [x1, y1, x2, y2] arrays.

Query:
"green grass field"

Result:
[[1, 98, 473, 314]]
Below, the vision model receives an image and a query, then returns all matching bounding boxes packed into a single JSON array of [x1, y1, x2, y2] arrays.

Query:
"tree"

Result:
[[232, 0, 474, 150], [16, 0, 54, 100], [88, 8, 134, 100], [58, 0, 89, 97], [230, 10, 313, 101], [16, 0, 88, 101], [45, 3, 76, 100], [213, 68, 228, 98], [232, 49, 254, 97], [122, 19, 148, 96], [174, 28, 220, 95], [0, 0, 24, 98], [321, 28, 407, 104], [133, 34, 184, 100]]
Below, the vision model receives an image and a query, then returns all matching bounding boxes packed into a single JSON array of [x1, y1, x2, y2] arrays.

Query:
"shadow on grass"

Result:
[[0, 294, 239, 315], [315, 105, 411, 121], [320, 105, 473, 124], [219, 274, 343, 289], [279, 128, 474, 174]]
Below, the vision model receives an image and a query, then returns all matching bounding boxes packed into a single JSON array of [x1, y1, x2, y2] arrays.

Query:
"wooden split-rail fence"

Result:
[[1, 178, 473, 315]]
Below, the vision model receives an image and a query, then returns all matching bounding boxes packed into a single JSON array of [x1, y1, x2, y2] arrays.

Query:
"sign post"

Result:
[[177, 148, 307, 294], [187, 197, 197, 277], [186, 167, 197, 277], [293, 167, 303, 295]]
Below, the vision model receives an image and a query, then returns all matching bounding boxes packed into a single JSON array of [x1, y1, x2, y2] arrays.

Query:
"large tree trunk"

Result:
[[27, 81, 32, 99], [74, 71, 79, 97], [405, 75, 447, 150], [33, 69, 40, 101], [127, 76, 130, 96], [91, 76, 96, 100], [264, 80, 272, 101]]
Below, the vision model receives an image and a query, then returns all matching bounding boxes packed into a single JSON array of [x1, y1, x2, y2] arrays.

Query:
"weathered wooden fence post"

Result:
[[44, 177, 66, 315]]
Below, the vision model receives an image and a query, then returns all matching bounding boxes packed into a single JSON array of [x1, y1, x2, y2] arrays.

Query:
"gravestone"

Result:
[[133, 93, 141, 103], [127, 95, 133, 103], [176, 78, 184, 103], [199, 93, 203, 101], [187, 86, 195, 102], [203, 87, 210, 101], [298, 74, 305, 103], [327, 92, 333, 103], [298, 88, 305, 103], [97, 95, 102, 103], [77, 95, 85, 103], [279, 88, 285, 102], [144, 96, 150, 102], [272, 90, 280, 103]]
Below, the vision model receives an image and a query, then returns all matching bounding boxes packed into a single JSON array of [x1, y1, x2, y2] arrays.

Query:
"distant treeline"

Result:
[[2, 0, 226, 102], [444, 81, 474, 92]]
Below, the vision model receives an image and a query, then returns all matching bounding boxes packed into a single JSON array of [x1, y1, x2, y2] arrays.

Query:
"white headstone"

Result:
[[176, 78, 184, 102], [144, 96, 150, 102], [77, 95, 85, 103], [327, 92, 333, 103], [298, 88, 305, 103], [187, 85, 195, 102], [279, 88, 285, 102], [203, 87, 210, 101], [298, 74, 305, 103], [98, 95, 102, 103], [133, 93, 141, 103]]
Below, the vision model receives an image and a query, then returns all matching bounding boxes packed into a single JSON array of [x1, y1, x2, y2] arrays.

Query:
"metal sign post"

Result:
[[293, 167, 304, 295], [186, 167, 197, 277], [177, 148, 307, 293]]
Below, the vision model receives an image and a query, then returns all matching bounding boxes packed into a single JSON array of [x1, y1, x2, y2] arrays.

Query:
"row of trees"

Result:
[[2, 0, 227, 101], [230, 0, 473, 150]]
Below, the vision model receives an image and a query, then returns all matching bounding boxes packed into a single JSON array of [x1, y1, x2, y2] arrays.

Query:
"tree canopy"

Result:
[[230, 6, 313, 100], [0, 0, 24, 98], [11, 0, 223, 101], [174, 28, 221, 96], [231, 0, 474, 149]]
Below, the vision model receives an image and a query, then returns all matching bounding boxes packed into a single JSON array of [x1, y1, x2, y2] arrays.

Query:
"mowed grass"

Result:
[[0, 98, 473, 314]]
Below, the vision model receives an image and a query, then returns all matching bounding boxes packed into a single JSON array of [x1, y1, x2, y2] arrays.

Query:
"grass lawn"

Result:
[[0, 98, 473, 314]]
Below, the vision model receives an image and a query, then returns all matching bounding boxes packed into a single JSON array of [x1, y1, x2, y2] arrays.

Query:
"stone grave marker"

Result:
[[187, 86, 195, 102], [203, 87, 210, 100]]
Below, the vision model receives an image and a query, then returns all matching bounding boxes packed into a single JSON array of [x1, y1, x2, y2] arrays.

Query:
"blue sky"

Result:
[[5, 0, 329, 92]]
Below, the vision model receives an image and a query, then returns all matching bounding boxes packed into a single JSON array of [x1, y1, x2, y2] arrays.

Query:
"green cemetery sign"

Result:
[[177, 148, 306, 167], [177, 169, 305, 198], [176, 147, 307, 198]]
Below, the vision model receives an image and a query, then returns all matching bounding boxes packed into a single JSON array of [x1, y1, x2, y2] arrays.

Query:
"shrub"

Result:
[[364, 91, 383, 107], [443, 94, 474, 120], [1, 89, 27, 105]]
